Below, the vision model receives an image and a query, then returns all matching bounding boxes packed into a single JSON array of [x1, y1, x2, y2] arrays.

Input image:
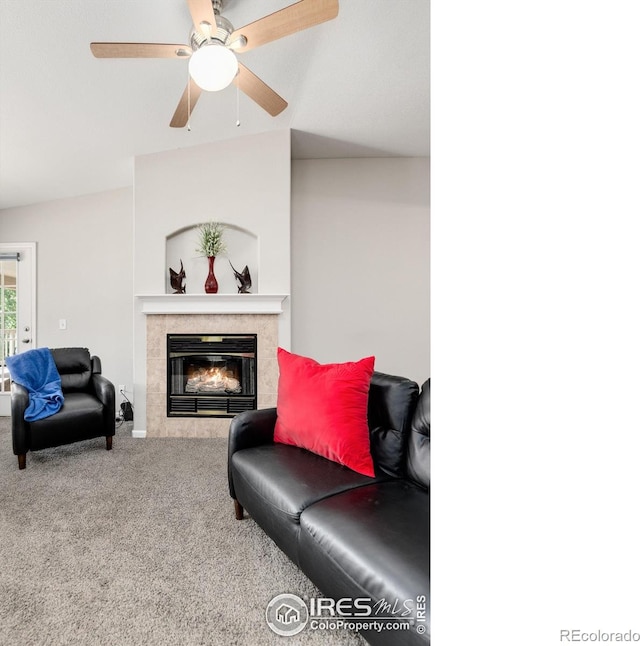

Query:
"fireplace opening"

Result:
[[167, 334, 257, 417]]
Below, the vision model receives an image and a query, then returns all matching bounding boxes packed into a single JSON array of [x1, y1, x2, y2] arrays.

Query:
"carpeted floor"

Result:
[[0, 418, 365, 646]]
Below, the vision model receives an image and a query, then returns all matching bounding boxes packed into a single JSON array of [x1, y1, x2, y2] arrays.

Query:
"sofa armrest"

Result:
[[228, 407, 277, 498], [11, 382, 30, 456], [228, 407, 277, 452], [92, 374, 116, 435]]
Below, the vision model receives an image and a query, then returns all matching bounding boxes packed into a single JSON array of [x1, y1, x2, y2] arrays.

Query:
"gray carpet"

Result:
[[0, 418, 365, 646]]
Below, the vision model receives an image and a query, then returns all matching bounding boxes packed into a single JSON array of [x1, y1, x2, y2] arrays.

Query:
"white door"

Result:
[[0, 243, 36, 416]]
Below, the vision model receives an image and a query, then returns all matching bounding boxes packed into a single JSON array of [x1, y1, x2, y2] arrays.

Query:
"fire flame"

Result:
[[185, 364, 241, 393]]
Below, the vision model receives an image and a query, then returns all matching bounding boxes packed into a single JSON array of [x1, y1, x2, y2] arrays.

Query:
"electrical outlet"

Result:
[[118, 384, 126, 395]]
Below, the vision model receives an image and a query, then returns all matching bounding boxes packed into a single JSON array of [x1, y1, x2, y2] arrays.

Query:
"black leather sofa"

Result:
[[228, 372, 430, 645], [11, 347, 116, 470]]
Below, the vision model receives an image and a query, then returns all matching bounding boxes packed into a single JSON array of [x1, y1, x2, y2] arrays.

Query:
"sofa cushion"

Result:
[[298, 480, 430, 646], [231, 444, 390, 565], [51, 347, 92, 392], [406, 379, 430, 489], [274, 348, 376, 477]]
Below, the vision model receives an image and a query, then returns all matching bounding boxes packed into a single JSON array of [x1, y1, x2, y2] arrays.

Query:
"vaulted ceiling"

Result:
[[0, 0, 429, 209]]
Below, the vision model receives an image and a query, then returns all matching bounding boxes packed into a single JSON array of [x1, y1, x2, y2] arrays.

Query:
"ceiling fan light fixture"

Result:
[[188, 43, 238, 91]]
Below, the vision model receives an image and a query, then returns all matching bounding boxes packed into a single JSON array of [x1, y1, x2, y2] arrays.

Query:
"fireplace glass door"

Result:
[[167, 334, 257, 417]]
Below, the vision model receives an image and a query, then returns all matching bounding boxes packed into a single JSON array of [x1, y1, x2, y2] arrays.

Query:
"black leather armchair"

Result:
[[11, 347, 116, 470]]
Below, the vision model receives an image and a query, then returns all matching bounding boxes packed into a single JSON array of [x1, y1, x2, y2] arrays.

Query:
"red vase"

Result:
[[204, 256, 218, 294]]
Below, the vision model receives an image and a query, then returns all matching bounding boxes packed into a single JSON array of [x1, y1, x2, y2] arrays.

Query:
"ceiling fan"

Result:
[[90, 0, 339, 127]]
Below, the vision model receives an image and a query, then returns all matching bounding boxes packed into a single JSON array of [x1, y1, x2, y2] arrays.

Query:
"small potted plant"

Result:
[[196, 221, 227, 293]]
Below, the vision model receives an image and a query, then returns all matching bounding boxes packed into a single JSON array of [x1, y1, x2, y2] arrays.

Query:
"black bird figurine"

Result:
[[229, 260, 252, 293], [169, 259, 186, 294]]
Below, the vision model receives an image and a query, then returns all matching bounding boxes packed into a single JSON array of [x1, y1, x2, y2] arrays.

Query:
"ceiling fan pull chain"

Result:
[[187, 69, 192, 131], [236, 84, 241, 127]]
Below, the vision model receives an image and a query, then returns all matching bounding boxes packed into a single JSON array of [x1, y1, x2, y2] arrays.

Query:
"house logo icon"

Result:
[[276, 603, 300, 625], [266, 593, 309, 636]]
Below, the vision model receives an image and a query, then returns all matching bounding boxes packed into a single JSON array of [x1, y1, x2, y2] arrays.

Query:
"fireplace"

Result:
[[139, 297, 286, 438], [167, 333, 257, 417]]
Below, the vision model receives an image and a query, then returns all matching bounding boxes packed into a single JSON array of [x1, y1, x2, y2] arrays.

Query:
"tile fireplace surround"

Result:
[[139, 294, 288, 438]]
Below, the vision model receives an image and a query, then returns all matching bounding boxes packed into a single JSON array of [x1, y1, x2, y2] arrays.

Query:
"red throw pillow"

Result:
[[274, 348, 376, 477]]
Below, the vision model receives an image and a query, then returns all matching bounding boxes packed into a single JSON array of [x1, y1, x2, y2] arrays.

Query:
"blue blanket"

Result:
[[6, 348, 64, 422]]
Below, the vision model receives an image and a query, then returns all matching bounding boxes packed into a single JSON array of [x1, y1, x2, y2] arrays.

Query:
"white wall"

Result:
[[0, 187, 134, 395], [291, 158, 429, 385]]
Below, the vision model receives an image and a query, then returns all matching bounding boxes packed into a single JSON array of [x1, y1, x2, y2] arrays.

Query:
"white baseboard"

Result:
[[131, 429, 147, 439]]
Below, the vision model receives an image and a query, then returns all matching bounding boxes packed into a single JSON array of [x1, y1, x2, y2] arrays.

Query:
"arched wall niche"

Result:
[[165, 222, 259, 294]]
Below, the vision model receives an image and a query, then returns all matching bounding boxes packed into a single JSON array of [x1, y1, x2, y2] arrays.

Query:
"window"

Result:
[[1, 257, 18, 393]]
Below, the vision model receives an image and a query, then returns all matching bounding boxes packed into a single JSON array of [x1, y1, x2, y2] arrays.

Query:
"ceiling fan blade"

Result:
[[233, 63, 287, 117], [187, 0, 217, 36], [230, 0, 338, 53], [170, 78, 203, 127], [90, 42, 192, 58]]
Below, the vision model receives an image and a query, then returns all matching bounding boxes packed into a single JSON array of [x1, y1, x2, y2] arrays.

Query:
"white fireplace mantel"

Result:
[[136, 293, 289, 315]]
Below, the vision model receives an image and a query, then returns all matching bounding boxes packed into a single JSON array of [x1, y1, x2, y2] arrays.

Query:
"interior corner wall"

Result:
[[0, 187, 134, 394], [291, 157, 430, 385]]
